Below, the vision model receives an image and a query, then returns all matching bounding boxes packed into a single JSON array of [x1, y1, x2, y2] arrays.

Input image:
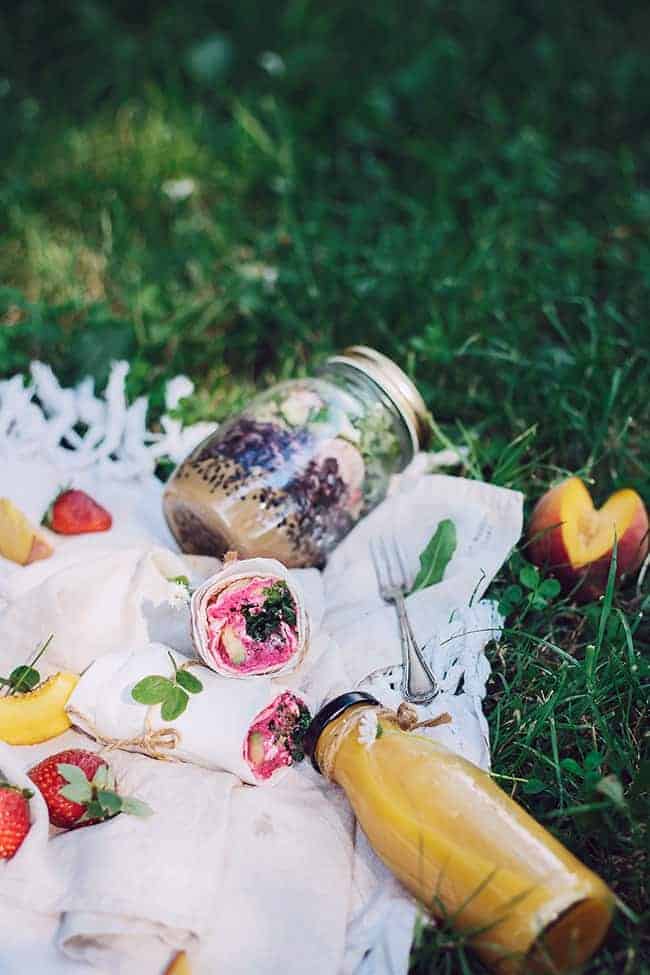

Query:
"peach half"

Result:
[[528, 477, 648, 601], [0, 497, 53, 566]]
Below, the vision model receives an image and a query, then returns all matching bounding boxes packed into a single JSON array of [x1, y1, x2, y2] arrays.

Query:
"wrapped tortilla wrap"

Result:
[[66, 644, 311, 786], [190, 557, 310, 678]]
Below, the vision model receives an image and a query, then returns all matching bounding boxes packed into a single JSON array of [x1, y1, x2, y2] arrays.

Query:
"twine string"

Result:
[[71, 707, 180, 759], [66, 658, 207, 760], [67, 706, 182, 761]]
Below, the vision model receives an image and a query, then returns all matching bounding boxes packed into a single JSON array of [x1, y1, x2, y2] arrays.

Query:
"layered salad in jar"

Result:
[[166, 379, 404, 567]]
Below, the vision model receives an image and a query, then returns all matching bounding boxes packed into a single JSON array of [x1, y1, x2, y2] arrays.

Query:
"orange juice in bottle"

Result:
[[304, 693, 613, 974]]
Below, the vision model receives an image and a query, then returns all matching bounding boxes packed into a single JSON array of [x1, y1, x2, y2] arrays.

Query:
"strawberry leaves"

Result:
[[131, 652, 203, 721], [120, 796, 154, 817], [58, 762, 94, 803], [56, 762, 152, 822], [0, 780, 33, 801]]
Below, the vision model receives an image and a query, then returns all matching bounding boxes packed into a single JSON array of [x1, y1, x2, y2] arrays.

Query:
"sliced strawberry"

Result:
[[0, 782, 32, 859], [28, 748, 152, 829], [44, 489, 112, 535]]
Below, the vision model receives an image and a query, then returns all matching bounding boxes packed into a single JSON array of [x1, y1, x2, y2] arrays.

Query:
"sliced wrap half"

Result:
[[66, 644, 311, 786], [190, 557, 310, 678]]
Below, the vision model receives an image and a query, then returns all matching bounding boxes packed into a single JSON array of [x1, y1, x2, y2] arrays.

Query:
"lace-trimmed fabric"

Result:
[[0, 361, 216, 479]]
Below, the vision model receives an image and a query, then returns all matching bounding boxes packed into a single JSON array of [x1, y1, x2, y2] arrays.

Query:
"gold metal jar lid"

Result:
[[326, 345, 431, 452]]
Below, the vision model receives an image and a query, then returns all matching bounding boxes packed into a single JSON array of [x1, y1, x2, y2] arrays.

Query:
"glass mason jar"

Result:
[[163, 347, 430, 568], [304, 693, 614, 975]]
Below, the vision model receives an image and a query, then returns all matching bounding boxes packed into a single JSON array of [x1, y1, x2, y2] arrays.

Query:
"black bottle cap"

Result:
[[303, 691, 380, 774]]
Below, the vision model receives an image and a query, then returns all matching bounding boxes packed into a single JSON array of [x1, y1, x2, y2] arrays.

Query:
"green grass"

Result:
[[1, 2, 648, 971]]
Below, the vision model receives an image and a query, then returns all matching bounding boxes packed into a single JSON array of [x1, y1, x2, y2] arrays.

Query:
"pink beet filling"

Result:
[[205, 576, 298, 673], [244, 691, 311, 781]]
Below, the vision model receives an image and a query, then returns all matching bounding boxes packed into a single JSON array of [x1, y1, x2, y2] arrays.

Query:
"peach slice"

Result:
[[0, 672, 79, 745], [528, 477, 649, 601], [164, 951, 192, 975], [0, 498, 53, 565]]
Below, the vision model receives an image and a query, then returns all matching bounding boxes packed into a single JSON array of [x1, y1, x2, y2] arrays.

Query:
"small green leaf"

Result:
[[131, 676, 174, 705], [519, 564, 539, 589], [59, 782, 93, 803], [411, 519, 457, 592], [375, 722, 384, 739], [176, 669, 203, 694], [522, 777, 546, 795], [560, 758, 583, 777], [97, 790, 122, 815], [584, 751, 603, 771], [502, 584, 524, 605], [538, 578, 561, 600], [83, 799, 106, 821], [161, 685, 188, 721], [168, 575, 190, 590], [92, 765, 110, 790], [499, 584, 524, 617], [9, 665, 41, 692], [121, 796, 154, 817], [58, 763, 91, 787]]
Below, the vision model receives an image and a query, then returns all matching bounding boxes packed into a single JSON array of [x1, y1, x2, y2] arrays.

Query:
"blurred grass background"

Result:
[[1, 2, 648, 972]]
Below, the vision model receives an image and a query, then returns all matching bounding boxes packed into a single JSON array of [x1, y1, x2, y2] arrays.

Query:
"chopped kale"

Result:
[[242, 581, 297, 642], [287, 704, 312, 763]]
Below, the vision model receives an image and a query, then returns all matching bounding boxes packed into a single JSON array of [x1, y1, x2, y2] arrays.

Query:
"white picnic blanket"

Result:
[[0, 363, 523, 975]]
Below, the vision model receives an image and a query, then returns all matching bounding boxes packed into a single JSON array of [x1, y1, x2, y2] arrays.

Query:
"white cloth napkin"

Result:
[[0, 364, 523, 975]]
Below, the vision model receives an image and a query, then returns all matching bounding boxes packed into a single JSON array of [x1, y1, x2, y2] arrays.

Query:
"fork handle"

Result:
[[393, 593, 437, 705]]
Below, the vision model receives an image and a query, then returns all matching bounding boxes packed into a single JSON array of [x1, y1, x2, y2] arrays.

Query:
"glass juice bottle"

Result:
[[304, 693, 614, 974]]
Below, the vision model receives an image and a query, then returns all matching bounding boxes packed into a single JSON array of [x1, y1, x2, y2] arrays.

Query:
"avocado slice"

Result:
[[222, 624, 247, 665], [248, 731, 266, 767]]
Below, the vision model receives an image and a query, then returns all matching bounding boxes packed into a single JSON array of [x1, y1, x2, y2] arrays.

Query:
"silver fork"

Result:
[[370, 535, 438, 705]]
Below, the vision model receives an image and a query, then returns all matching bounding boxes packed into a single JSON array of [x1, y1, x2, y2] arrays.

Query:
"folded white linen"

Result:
[[0, 545, 197, 674], [1, 731, 236, 974], [0, 542, 323, 678], [0, 364, 523, 975]]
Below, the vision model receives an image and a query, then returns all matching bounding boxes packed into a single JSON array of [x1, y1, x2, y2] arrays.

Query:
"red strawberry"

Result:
[[0, 781, 32, 859], [44, 489, 112, 535], [28, 749, 152, 829]]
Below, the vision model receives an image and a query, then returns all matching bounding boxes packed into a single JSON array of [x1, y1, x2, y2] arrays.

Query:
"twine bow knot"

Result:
[[391, 702, 452, 732], [67, 706, 181, 761]]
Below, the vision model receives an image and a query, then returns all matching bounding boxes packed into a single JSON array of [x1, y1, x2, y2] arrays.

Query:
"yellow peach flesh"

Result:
[[0, 497, 53, 565], [164, 951, 192, 975], [561, 480, 643, 568], [0, 671, 79, 744]]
